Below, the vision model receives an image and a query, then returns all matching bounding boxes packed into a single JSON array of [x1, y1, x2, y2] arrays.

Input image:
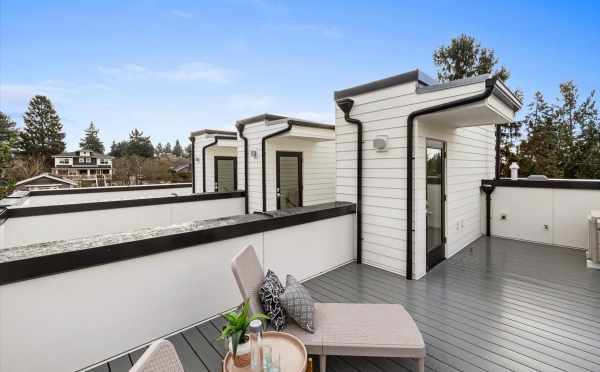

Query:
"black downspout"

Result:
[[190, 136, 196, 193], [480, 184, 495, 236], [336, 98, 363, 264], [236, 124, 249, 214], [495, 124, 502, 179], [406, 78, 497, 280], [262, 123, 292, 212], [202, 136, 236, 193]]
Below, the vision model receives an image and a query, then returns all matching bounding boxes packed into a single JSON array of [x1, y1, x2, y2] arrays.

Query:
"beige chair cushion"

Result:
[[285, 303, 425, 358]]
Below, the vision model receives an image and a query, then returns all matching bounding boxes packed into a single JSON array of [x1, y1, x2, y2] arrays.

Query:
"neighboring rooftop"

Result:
[[189, 129, 238, 137], [52, 150, 113, 159]]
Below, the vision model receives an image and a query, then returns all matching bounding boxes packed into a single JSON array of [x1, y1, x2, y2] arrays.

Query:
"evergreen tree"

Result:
[[109, 140, 129, 157], [433, 34, 510, 82], [518, 92, 561, 177], [79, 121, 105, 154], [19, 95, 66, 159], [155, 142, 164, 156], [0, 111, 18, 176], [127, 129, 154, 158], [173, 139, 183, 157], [164, 142, 172, 153]]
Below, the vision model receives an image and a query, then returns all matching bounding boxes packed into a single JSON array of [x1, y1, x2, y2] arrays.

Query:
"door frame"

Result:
[[213, 156, 237, 192], [425, 138, 446, 271], [275, 151, 303, 210]]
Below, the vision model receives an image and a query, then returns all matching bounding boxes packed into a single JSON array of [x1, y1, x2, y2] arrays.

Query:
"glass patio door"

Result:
[[426, 139, 446, 270], [214, 156, 237, 192], [276, 151, 302, 209]]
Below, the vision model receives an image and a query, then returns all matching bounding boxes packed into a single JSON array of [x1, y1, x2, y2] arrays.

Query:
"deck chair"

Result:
[[129, 339, 184, 372], [231, 245, 426, 372]]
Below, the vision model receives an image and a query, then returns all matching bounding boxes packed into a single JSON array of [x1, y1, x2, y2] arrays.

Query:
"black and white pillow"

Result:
[[258, 270, 287, 331], [279, 275, 315, 333]]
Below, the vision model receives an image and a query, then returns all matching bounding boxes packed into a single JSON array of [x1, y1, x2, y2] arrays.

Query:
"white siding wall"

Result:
[[489, 186, 600, 249], [238, 121, 336, 213], [193, 136, 214, 193], [205, 146, 238, 192], [335, 80, 495, 278]]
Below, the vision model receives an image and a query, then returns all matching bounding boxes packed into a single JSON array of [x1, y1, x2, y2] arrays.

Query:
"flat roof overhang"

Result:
[[416, 79, 521, 128], [213, 138, 238, 148], [266, 119, 335, 142]]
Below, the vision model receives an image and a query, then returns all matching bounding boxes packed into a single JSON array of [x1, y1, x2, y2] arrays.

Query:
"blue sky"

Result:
[[1, 0, 599, 150]]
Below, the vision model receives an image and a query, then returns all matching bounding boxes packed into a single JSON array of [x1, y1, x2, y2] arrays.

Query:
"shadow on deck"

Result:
[[88, 237, 600, 372]]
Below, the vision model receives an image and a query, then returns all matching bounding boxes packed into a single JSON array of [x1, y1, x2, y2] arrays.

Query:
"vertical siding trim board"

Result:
[[201, 136, 237, 193], [236, 124, 249, 214], [406, 77, 497, 279], [190, 136, 196, 193], [335, 98, 363, 264], [261, 124, 292, 212]]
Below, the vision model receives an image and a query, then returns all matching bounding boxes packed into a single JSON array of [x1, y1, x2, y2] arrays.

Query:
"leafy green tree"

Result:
[[79, 121, 105, 154], [19, 95, 66, 160], [164, 142, 172, 154], [433, 34, 510, 82], [109, 140, 129, 157], [127, 129, 154, 158], [173, 139, 183, 157], [0, 111, 18, 178]]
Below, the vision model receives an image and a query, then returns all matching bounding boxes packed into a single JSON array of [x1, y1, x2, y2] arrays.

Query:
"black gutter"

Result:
[[190, 136, 196, 193], [262, 124, 292, 211], [202, 136, 237, 193], [0, 202, 356, 285], [335, 98, 363, 264], [27, 183, 191, 196], [482, 178, 600, 190], [236, 123, 249, 214], [405, 78, 497, 280], [480, 184, 495, 236], [495, 124, 502, 180], [5, 191, 246, 218]]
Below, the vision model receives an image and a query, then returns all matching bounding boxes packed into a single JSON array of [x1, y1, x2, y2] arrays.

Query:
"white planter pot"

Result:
[[229, 336, 251, 367]]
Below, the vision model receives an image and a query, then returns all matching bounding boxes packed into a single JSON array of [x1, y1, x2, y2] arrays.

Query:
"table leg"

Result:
[[320, 355, 326, 372], [416, 357, 424, 372]]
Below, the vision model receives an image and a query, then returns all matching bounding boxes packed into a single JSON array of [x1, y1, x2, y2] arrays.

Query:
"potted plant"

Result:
[[218, 300, 269, 368]]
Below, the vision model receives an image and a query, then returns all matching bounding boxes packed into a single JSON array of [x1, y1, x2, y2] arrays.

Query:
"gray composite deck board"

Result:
[[86, 237, 600, 372]]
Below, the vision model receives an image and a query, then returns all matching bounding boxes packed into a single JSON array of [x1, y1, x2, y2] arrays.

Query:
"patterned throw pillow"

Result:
[[258, 270, 287, 331], [279, 275, 315, 333]]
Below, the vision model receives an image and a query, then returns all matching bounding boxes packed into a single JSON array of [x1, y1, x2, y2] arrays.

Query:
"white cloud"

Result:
[[98, 62, 236, 83], [169, 9, 193, 19], [0, 80, 77, 111]]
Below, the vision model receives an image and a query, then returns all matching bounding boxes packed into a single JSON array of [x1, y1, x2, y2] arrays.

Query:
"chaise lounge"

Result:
[[231, 245, 426, 372]]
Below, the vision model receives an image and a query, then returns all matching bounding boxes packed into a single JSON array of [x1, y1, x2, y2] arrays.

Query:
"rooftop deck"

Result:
[[87, 237, 600, 372]]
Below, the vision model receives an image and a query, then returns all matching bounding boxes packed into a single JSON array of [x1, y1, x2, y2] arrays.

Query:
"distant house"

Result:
[[51, 149, 113, 184], [14, 173, 78, 191]]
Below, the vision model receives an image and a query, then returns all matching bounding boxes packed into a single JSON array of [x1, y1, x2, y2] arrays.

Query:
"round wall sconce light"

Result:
[[373, 136, 388, 152]]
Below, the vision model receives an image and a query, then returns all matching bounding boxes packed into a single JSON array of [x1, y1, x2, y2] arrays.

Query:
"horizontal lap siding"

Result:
[[240, 121, 336, 213], [206, 146, 237, 192], [266, 137, 336, 211], [336, 79, 494, 278], [415, 124, 495, 278], [193, 136, 214, 193]]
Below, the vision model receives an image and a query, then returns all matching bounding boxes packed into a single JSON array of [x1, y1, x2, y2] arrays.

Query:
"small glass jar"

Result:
[[248, 319, 263, 371]]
